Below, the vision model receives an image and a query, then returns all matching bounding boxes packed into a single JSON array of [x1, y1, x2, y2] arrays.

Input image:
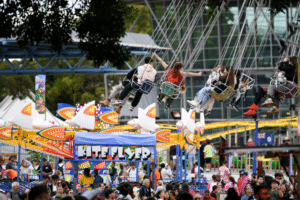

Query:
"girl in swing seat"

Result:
[[187, 66, 235, 112], [152, 52, 202, 109], [261, 56, 298, 114]]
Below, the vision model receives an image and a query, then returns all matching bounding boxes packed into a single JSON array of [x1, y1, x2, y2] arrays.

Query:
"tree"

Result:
[[0, 0, 136, 68]]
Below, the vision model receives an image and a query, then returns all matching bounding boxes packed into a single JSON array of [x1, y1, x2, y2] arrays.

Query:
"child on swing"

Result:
[[152, 52, 202, 109]]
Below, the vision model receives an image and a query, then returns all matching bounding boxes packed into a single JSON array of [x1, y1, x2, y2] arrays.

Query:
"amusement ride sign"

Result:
[[75, 145, 154, 162]]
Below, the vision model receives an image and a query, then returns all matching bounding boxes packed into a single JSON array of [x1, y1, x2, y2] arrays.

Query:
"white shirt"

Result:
[[29, 165, 39, 180], [127, 167, 137, 182], [161, 168, 172, 179]]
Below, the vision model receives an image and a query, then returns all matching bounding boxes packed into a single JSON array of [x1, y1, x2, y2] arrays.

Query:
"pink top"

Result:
[[224, 182, 238, 192], [218, 166, 230, 183]]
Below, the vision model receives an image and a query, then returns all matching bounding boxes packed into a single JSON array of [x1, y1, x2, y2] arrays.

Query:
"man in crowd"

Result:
[[257, 175, 265, 186], [109, 162, 117, 180], [150, 163, 161, 188], [218, 135, 228, 166], [187, 144, 196, 171], [210, 185, 218, 199], [161, 163, 172, 180], [139, 179, 151, 199], [25, 157, 32, 168], [203, 189, 215, 200], [127, 163, 137, 182], [7, 182, 20, 200], [55, 186, 65, 198], [237, 170, 250, 196], [6, 156, 16, 170], [204, 140, 213, 172], [242, 186, 255, 200], [116, 182, 131, 198], [37, 158, 53, 176], [270, 180, 283, 200], [28, 185, 49, 200]]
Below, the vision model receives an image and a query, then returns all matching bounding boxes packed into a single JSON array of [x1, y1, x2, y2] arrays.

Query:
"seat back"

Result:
[[161, 82, 180, 98], [138, 79, 155, 94], [209, 86, 234, 102]]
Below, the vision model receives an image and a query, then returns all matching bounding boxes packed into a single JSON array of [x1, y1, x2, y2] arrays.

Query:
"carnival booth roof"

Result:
[[75, 132, 156, 146]]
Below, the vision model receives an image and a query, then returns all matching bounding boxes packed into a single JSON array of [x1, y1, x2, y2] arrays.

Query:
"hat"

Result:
[[239, 169, 246, 175], [247, 138, 253, 143], [221, 135, 226, 140], [54, 195, 63, 200], [283, 137, 290, 141]]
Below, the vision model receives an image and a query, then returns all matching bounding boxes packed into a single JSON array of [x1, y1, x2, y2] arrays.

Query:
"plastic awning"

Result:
[[75, 132, 156, 147]]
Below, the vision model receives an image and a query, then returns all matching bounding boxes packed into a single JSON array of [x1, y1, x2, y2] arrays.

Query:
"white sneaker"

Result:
[[187, 100, 198, 107], [262, 98, 273, 107], [112, 100, 123, 106], [161, 98, 166, 103], [194, 106, 204, 113]]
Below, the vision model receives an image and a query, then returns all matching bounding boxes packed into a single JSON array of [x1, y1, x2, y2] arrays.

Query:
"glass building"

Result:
[[123, 0, 299, 145]]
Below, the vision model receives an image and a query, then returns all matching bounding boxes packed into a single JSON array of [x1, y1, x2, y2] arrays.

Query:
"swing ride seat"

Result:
[[270, 77, 298, 99], [209, 86, 234, 102], [131, 79, 155, 95], [160, 82, 180, 99]]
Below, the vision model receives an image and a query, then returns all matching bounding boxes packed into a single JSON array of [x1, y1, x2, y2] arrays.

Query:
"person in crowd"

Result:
[[225, 188, 240, 200], [150, 163, 161, 188], [218, 136, 228, 166], [114, 57, 157, 112], [262, 56, 298, 114], [164, 191, 171, 200], [246, 138, 255, 147], [270, 180, 283, 200], [49, 175, 59, 196], [153, 52, 202, 109], [116, 182, 131, 198], [207, 175, 218, 192], [28, 159, 40, 182], [93, 169, 103, 188], [187, 144, 196, 172], [6, 156, 16, 170], [156, 190, 165, 200], [237, 170, 250, 196], [139, 179, 151, 199], [224, 176, 238, 192], [109, 162, 117, 181], [218, 160, 230, 183], [279, 138, 291, 172], [20, 160, 29, 181], [203, 189, 215, 200], [194, 193, 203, 200], [19, 193, 28, 200], [62, 183, 70, 194], [37, 158, 53, 176], [279, 184, 292, 200], [80, 168, 94, 187], [55, 186, 65, 198], [25, 157, 32, 168], [187, 66, 235, 113], [250, 174, 257, 189], [67, 190, 74, 198], [243, 86, 268, 117], [2, 168, 17, 181], [257, 175, 265, 186], [40, 175, 51, 191], [80, 184, 89, 195], [200, 138, 209, 169], [241, 186, 254, 200], [161, 163, 172, 181], [127, 163, 137, 182], [100, 67, 138, 114], [57, 159, 64, 179], [210, 186, 218, 199], [7, 182, 20, 200], [203, 141, 213, 172], [29, 185, 49, 200]]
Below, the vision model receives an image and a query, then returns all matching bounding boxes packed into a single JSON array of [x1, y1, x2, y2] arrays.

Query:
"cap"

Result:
[[247, 138, 253, 143], [239, 169, 245, 175]]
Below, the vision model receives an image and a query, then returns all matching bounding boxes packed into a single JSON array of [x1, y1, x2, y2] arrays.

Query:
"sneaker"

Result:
[[243, 109, 256, 117], [194, 107, 204, 113], [205, 111, 211, 117], [129, 106, 134, 111], [157, 100, 161, 105], [187, 100, 198, 107], [267, 106, 279, 114], [228, 103, 233, 109], [116, 107, 121, 114], [233, 105, 239, 112], [161, 98, 166, 103], [100, 99, 110, 107], [262, 98, 273, 107], [112, 100, 123, 106], [247, 103, 258, 110]]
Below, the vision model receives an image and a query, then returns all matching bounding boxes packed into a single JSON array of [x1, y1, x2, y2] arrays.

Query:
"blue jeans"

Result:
[[195, 87, 216, 107], [188, 153, 195, 170]]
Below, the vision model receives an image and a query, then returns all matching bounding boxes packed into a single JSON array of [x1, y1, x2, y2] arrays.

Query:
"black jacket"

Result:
[[278, 61, 297, 84], [123, 68, 138, 86]]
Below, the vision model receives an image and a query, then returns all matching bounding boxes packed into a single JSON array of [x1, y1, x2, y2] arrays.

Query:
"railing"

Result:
[[0, 181, 38, 193]]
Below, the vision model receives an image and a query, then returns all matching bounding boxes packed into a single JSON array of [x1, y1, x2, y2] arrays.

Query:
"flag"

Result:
[[258, 133, 274, 145], [35, 75, 46, 114]]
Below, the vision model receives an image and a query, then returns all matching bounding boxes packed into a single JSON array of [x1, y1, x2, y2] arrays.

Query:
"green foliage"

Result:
[[125, 5, 152, 35]]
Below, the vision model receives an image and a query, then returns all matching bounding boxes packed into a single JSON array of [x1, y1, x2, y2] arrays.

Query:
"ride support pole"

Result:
[[253, 120, 258, 174], [176, 145, 180, 182], [180, 148, 183, 183], [17, 145, 21, 182], [40, 153, 44, 181], [147, 161, 150, 177], [197, 149, 201, 189], [136, 162, 139, 182], [289, 154, 293, 175], [184, 149, 187, 182]]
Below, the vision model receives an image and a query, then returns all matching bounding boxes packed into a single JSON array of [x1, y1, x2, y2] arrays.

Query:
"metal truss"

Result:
[[0, 40, 157, 75]]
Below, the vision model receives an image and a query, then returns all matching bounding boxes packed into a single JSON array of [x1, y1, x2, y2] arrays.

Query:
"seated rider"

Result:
[[261, 56, 298, 114], [187, 66, 235, 113], [100, 67, 138, 114], [243, 86, 268, 117], [152, 52, 202, 109], [113, 57, 157, 112]]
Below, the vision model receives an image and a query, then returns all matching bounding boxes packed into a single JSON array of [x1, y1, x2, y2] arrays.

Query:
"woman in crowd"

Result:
[[28, 159, 39, 182], [80, 168, 94, 187], [20, 160, 29, 181], [224, 176, 238, 192]]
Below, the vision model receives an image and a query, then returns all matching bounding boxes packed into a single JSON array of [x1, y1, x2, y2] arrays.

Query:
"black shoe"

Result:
[[233, 105, 239, 112], [205, 111, 211, 117], [166, 105, 172, 109], [157, 100, 161, 105]]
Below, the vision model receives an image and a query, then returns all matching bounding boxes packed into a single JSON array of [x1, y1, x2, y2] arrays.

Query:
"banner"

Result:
[[37, 127, 65, 141], [35, 75, 46, 114], [258, 133, 274, 145], [75, 145, 155, 162]]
